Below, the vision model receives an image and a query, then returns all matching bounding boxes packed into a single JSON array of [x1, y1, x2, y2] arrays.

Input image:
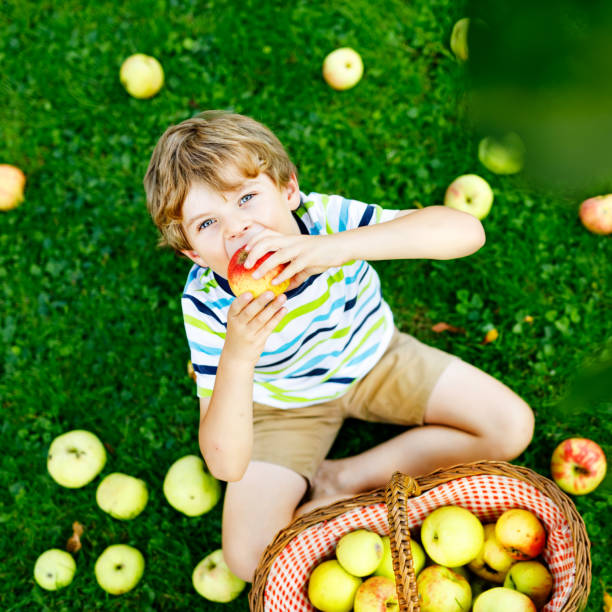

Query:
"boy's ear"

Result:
[[181, 249, 207, 267], [285, 172, 301, 211]]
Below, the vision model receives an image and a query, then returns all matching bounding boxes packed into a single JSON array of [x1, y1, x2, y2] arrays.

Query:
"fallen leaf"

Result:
[[431, 322, 465, 334], [66, 522, 84, 553], [524, 315, 534, 323], [482, 328, 499, 344], [602, 583, 612, 612]]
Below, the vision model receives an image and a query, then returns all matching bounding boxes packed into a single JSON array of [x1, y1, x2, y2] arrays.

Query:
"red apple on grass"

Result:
[[550, 437, 607, 495], [579, 194, 612, 235], [0, 164, 26, 211], [354, 576, 399, 612], [227, 247, 289, 298], [495, 509, 546, 561]]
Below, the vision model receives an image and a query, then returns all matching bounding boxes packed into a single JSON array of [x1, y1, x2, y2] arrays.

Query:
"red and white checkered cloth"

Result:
[[262, 474, 576, 611]]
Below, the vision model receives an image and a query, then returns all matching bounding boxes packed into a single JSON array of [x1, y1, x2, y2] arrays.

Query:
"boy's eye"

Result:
[[239, 193, 254, 205], [198, 218, 214, 231]]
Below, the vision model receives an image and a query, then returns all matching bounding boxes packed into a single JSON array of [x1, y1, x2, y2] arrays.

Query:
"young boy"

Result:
[[144, 110, 534, 583]]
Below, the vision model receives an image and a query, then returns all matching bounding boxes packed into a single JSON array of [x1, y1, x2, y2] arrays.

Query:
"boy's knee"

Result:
[[488, 397, 535, 460], [222, 531, 267, 583]]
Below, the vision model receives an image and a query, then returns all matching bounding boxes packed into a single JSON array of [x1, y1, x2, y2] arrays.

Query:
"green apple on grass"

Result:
[[119, 53, 164, 99], [0, 164, 26, 211], [192, 549, 246, 603], [444, 174, 494, 220], [96, 472, 148, 520], [163, 454, 221, 516], [375, 535, 425, 580], [322, 47, 364, 91], [450, 18, 470, 61], [308, 559, 362, 612], [335, 529, 384, 577], [416, 565, 472, 612], [33, 549, 76, 591], [478, 133, 525, 175], [94, 544, 144, 595], [47, 429, 106, 488], [420, 505, 484, 567]]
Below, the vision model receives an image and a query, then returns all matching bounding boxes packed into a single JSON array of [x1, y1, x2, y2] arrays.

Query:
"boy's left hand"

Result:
[[243, 231, 343, 291]]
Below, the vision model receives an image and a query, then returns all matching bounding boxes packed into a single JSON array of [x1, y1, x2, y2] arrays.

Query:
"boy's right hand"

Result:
[[224, 291, 287, 366]]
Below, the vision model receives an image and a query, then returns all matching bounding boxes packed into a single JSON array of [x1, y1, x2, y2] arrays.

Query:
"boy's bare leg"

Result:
[[296, 358, 534, 516], [221, 461, 307, 582]]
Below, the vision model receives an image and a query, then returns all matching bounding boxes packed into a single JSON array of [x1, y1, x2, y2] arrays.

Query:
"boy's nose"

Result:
[[225, 222, 264, 258]]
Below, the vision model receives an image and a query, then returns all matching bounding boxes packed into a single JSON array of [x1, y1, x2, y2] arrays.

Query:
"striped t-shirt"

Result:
[[182, 191, 400, 409]]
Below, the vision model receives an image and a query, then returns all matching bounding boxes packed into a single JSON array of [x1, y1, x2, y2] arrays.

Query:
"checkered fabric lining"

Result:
[[262, 474, 575, 611]]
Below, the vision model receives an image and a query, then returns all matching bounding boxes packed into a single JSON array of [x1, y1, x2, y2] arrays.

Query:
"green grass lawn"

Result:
[[1, 0, 610, 610]]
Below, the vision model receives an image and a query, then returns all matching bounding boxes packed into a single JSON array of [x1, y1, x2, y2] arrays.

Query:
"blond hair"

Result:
[[143, 110, 298, 251]]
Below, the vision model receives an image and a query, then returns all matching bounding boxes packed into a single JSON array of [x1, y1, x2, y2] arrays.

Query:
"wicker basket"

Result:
[[250, 460, 591, 611]]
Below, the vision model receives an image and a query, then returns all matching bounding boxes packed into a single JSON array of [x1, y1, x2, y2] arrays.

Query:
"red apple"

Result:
[[417, 565, 472, 612], [353, 576, 399, 612], [0, 164, 26, 211], [495, 509, 546, 561], [227, 247, 289, 298], [551, 437, 607, 495], [579, 194, 612, 235]]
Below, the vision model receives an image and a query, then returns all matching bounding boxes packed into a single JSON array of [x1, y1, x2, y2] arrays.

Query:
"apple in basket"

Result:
[[504, 561, 553, 609], [495, 509, 546, 560], [468, 523, 515, 583], [307, 559, 361, 612], [353, 575, 399, 612], [473, 586, 536, 611], [416, 565, 472, 612], [550, 437, 607, 495], [375, 535, 426, 580], [420, 505, 485, 567], [335, 529, 384, 577]]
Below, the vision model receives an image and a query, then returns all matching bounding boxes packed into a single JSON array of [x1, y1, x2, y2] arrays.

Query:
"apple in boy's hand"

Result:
[[495, 509, 546, 560], [307, 559, 362, 612], [420, 505, 484, 567], [94, 544, 144, 594], [96, 472, 149, 520], [322, 47, 364, 91], [119, 53, 164, 99], [192, 549, 246, 602], [0, 164, 26, 211], [450, 18, 470, 61], [336, 529, 384, 577], [354, 575, 399, 612], [473, 586, 536, 611], [416, 565, 472, 612], [468, 523, 515, 583], [579, 195, 612, 235], [504, 561, 553, 609], [478, 133, 525, 175], [444, 174, 494, 220], [47, 429, 106, 488], [163, 455, 221, 516], [550, 437, 607, 495], [375, 535, 425, 580], [227, 247, 290, 298], [33, 549, 76, 591]]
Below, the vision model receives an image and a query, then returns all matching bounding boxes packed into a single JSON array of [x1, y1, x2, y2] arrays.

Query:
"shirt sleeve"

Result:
[[307, 193, 400, 234]]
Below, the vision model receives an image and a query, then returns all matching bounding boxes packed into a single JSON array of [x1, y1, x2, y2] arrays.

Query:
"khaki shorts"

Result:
[[251, 327, 457, 485]]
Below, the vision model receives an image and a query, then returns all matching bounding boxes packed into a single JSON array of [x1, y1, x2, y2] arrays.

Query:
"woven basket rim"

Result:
[[249, 460, 591, 612]]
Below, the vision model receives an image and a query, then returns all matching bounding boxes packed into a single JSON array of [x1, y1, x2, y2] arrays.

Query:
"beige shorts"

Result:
[[251, 327, 457, 484]]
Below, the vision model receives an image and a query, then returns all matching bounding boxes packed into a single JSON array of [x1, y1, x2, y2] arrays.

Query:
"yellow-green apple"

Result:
[[322, 47, 364, 91], [47, 429, 106, 488], [416, 565, 472, 612], [450, 18, 470, 61], [94, 544, 144, 595], [550, 437, 607, 494], [579, 195, 612, 235], [227, 247, 289, 298], [33, 549, 76, 591], [354, 575, 399, 612], [375, 535, 425, 580], [307, 559, 362, 612], [444, 174, 494, 220], [163, 454, 221, 516], [119, 53, 164, 99], [0, 164, 26, 211], [335, 529, 384, 577], [96, 472, 148, 520], [478, 133, 525, 175], [473, 586, 537, 611], [192, 549, 246, 602], [495, 509, 546, 560], [504, 561, 553, 610], [420, 505, 484, 567], [468, 523, 515, 583]]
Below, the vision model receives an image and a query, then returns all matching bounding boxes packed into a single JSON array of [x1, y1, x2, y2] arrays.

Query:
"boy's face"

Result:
[[180, 167, 301, 278]]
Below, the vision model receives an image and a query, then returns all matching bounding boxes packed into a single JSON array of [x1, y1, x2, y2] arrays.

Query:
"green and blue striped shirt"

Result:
[[182, 191, 398, 408]]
